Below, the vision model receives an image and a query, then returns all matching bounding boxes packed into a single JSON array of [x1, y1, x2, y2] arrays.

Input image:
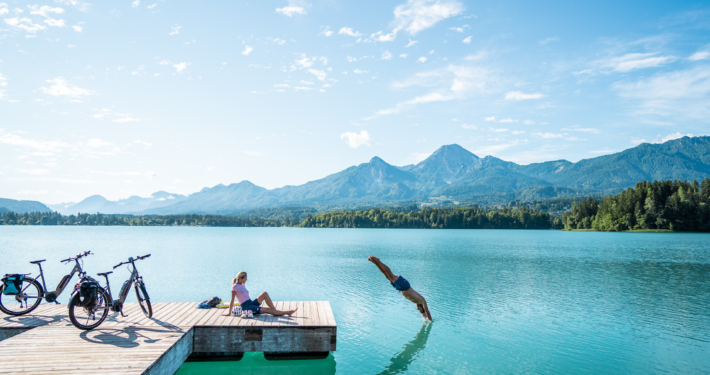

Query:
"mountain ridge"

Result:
[[35, 136, 710, 215]]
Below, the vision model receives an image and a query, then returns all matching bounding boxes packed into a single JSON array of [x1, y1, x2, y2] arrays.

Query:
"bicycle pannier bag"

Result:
[[77, 279, 100, 308], [2, 275, 24, 295]]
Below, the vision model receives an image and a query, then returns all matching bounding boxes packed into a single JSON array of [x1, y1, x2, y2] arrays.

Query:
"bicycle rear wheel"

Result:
[[68, 288, 110, 330], [135, 282, 152, 318], [0, 277, 42, 316]]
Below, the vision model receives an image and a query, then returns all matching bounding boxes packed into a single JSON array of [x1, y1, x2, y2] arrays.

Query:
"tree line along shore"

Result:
[[1, 178, 708, 232]]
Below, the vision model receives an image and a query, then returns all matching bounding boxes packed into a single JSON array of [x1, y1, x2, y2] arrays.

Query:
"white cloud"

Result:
[[0, 4, 8, 16], [347, 56, 357, 63], [147, 4, 157, 9], [173, 62, 190, 72], [532, 132, 582, 141], [371, 65, 500, 118], [405, 39, 418, 48], [511, 130, 525, 135], [174, 179, 187, 184], [561, 126, 601, 134], [499, 118, 517, 123], [661, 132, 692, 143], [242, 45, 253, 55], [488, 127, 508, 132], [309, 69, 327, 81], [462, 36, 472, 44], [300, 80, 314, 85], [169, 26, 181, 36], [370, 30, 396, 42], [159, 60, 170, 65], [340, 131, 371, 148], [0, 73, 7, 87], [461, 124, 477, 129], [40, 77, 94, 97], [688, 51, 710, 61], [321, 27, 333, 37], [134, 140, 152, 146], [353, 69, 369, 74], [392, 0, 464, 35], [382, 50, 393, 60], [339, 27, 362, 37], [87, 138, 110, 148], [0, 130, 70, 152], [276, 6, 306, 17], [612, 66, 710, 120], [71, 23, 82, 32], [418, 56, 427, 63], [292, 53, 316, 69], [473, 140, 526, 156], [597, 53, 677, 73], [523, 119, 534, 125], [44, 18, 65, 27], [504, 91, 545, 100], [539, 37, 559, 45], [131, 0, 140, 7], [4, 17, 47, 33], [28, 5, 64, 17], [484, 116, 495, 121], [400, 54, 408, 58]]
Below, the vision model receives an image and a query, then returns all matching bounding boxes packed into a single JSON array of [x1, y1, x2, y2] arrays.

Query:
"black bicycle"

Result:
[[67, 254, 152, 330], [0, 251, 93, 316]]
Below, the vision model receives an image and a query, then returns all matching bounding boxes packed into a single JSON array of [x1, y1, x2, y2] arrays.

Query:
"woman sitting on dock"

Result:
[[222, 271, 298, 317]]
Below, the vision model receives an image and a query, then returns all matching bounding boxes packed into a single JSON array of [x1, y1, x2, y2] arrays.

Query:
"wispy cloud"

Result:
[[341, 131, 371, 148], [539, 37, 559, 45], [276, 5, 306, 17], [169, 25, 181, 36], [40, 77, 94, 97], [242, 45, 253, 56], [368, 0, 464, 42], [339, 27, 362, 37], [504, 91, 545, 100]]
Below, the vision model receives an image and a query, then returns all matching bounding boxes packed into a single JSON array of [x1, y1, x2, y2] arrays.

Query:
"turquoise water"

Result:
[[1, 227, 709, 374]]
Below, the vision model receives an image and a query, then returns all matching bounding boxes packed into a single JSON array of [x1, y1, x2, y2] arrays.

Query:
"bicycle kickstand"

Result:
[[120, 309, 128, 318]]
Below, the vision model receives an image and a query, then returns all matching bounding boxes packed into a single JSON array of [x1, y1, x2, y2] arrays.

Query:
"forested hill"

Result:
[[299, 207, 561, 229], [0, 198, 51, 214], [563, 178, 710, 232]]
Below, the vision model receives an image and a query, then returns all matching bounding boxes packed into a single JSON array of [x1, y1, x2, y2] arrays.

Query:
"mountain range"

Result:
[[39, 135, 710, 216]]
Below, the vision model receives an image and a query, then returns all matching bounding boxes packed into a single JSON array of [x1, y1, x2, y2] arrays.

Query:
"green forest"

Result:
[[563, 179, 710, 232], [299, 206, 561, 229], [0, 211, 296, 227]]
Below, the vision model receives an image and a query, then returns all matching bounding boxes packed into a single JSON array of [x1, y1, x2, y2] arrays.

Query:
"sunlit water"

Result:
[[1, 227, 709, 374]]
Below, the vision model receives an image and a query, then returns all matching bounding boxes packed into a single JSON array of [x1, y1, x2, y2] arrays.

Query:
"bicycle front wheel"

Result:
[[68, 288, 110, 330], [135, 282, 152, 318], [0, 277, 42, 316]]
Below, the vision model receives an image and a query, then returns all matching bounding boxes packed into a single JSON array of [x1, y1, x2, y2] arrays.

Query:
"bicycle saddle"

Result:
[[30, 260, 46, 264], [97, 272, 113, 277]]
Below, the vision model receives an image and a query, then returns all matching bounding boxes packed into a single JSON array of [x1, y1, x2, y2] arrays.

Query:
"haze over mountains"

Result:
[[25, 136, 707, 216]]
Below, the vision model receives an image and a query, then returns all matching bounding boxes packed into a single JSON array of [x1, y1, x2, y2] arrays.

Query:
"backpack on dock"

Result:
[[2, 274, 24, 295]]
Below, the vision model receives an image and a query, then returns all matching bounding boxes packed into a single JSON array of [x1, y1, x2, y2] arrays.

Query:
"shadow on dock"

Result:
[[80, 326, 187, 348]]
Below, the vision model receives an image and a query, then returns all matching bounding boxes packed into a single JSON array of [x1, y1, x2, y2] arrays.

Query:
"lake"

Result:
[[1, 227, 709, 374]]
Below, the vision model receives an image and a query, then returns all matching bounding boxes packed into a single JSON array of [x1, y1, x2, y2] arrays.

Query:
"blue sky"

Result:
[[1, 0, 709, 204]]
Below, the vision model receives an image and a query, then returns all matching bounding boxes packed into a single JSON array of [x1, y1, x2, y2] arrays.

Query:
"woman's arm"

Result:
[[222, 291, 236, 316]]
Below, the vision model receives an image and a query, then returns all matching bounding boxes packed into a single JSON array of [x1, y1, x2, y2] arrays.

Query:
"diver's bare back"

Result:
[[368, 256, 432, 321]]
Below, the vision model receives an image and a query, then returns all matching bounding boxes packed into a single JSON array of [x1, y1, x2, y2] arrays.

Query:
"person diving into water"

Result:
[[368, 256, 432, 321]]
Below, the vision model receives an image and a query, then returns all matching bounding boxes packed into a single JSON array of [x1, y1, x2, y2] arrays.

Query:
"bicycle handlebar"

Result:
[[61, 251, 92, 263], [113, 254, 151, 269]]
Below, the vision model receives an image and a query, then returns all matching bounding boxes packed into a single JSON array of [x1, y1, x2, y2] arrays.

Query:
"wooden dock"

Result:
[[0, 301, 337, 374]]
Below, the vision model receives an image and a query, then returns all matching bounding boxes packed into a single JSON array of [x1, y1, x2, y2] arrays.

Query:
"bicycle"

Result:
[[0, 251, 93, 316], [67, 254, 152, 330]]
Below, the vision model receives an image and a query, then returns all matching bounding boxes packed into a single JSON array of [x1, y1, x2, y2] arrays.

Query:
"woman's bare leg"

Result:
[[257, 291, 275, 309], [368, 256, 398, 282], [260, 307, 298, 316]]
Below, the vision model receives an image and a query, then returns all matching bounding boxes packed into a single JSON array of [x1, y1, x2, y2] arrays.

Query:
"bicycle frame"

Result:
[[100, 258, 147, 315], [30, 258, 86, 303]]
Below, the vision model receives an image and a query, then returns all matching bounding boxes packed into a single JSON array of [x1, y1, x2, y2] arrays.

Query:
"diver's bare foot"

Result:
[[287, 307, 298, 316], [368, 256, 379, 263]]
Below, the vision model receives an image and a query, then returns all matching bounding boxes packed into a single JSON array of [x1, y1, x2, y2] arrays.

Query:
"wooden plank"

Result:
[[324, 301, 336, 327]]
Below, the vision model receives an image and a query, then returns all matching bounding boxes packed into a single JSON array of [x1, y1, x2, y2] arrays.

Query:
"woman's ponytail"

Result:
[[233, 271, 247, 285]]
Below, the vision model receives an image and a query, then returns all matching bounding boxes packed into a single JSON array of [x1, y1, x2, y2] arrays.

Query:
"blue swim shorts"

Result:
[[240, 298, 262, 314], [391, 276, 411, 291]]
